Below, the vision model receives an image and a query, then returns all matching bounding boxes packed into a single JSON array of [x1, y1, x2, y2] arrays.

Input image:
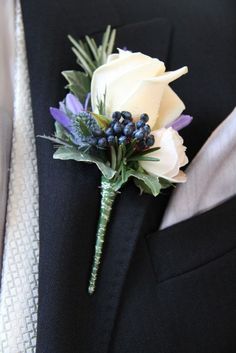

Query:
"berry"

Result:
[[136, 120, 145, 129], [118, 136, 128, 144], [107, 135, 115, 145], [146, 134, 155, 147], [97, 137, 107, 148], [86, 136, 97, 145], [123, 119, 131, 125], [112, 111, 121, 121], [134, 130, 145, 140], [143, 124, 151, 134], [92, 128, 103, 137], [113, 122, 123, 134], [121, 111, 132, 120], [137, 140, 147, 150], [123, 124, 135, 136], [140, 113, 149, 122], [105, 127, 114, 136]]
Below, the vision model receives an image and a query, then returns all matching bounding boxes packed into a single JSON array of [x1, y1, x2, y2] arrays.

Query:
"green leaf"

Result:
[[110, 145, 117, 170], [138, 147, 161, 156], [37, 135, 72, 147], [107, 29, 116, 56], [159, 177, 173, 189], [91, 112, 110, 129], [68, 25, 116, 79], [127, 170, 161, 196], [68, 35, 96, 72], [128, 156, 160, 162], [101, 25, 111, 60], [85, 36, 99, 61], [54, 121, 68, 140], [53, 146, 116, 180], [117, 144, 123, 168], [134, 178, 154, 196], [62, 70, 90, 102]]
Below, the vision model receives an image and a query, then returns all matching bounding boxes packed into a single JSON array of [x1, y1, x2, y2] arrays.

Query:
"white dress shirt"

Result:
[[0, 0, 15, 265], [161, 107, 236, 229]]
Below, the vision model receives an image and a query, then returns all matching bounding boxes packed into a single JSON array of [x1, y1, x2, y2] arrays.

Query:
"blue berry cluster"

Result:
[[91, 111, 155, 150]]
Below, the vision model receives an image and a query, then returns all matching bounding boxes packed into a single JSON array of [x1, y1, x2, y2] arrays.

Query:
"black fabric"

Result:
[[112, 0, 236, 161], [20, 0, 236, 352]]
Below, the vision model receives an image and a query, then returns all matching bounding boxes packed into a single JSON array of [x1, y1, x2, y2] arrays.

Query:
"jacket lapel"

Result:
[[21, 2, 172, 351], [147, 194, 236, 283]]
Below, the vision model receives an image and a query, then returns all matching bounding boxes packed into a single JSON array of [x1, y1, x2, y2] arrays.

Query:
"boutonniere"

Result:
[[41, 26, 192, 294]]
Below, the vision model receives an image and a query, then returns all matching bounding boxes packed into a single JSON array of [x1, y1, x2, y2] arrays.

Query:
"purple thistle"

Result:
[[50, 93, 91, 131], [167, 114, 193, 131]]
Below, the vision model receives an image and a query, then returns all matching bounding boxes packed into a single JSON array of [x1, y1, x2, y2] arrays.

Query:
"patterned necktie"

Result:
[[0, 1, 39, 352]]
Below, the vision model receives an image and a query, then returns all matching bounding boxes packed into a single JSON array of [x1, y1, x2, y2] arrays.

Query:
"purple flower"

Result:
[[50, 93, 91, 132], [50, 107, 72, 131], [167, 114, 193, 131], [49, 93, 94, 146], [65, 93, 83, 114]]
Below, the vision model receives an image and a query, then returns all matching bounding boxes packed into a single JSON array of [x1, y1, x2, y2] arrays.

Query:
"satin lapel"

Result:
[[86, 19, 172, 353]]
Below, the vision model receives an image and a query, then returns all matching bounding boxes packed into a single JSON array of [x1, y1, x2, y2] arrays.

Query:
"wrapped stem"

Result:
[[88, 176, 117, 294]]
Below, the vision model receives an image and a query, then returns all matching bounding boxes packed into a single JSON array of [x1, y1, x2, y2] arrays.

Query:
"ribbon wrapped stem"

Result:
[[88, 176, 117, 294]]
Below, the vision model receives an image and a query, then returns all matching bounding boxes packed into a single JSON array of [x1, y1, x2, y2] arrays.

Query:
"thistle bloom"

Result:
[[49, 93, 91, 143]]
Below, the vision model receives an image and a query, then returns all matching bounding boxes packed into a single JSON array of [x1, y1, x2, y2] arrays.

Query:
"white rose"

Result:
[[91, 49, 188, 129], [140, 127, 188, 183]]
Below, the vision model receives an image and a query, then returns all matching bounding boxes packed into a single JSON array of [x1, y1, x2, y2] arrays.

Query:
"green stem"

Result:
[[88, 176, 117, 294]]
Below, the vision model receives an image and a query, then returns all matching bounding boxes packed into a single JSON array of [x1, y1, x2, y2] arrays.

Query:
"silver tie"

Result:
[[0, 1, 39, 352]]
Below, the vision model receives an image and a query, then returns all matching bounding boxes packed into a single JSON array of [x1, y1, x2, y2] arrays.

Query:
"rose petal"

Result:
[[147, 66, 188, 84], [140, 128, 188, 183], [140, 129, 178, 176], [165, 170, 187, 183], [118, 79, 166, 128], [91, 52, 161, 112], [105, 59, 165, 117], [153, 86, 186, 129]]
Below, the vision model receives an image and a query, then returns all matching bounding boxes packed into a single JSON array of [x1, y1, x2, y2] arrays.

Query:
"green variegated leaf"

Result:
[[53, 146, 116, 180], [159, 177, 173, 189], [54, 121, 70, 140], [134, 178, 154, 195], [127, 170, 161, 196], [62, 70, 90, 102]]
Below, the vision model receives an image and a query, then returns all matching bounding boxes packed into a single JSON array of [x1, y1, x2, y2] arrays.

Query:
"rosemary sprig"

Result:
[[68, 25, 116, 79]]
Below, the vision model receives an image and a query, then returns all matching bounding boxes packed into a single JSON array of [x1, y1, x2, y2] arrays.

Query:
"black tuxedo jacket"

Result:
[[21, 0, 236, 352]]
